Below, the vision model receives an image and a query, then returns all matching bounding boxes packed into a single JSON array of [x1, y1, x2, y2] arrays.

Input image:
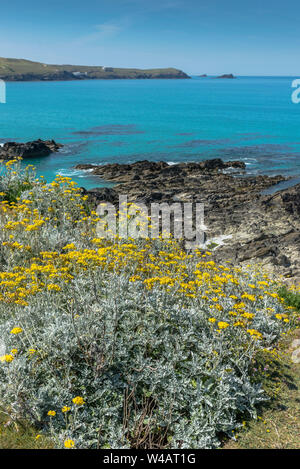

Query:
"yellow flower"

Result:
[[241, 312, 255, 320], [62, 406, 71, 413], [0, 354, 14, 363], [62, 243, 77, 250], [10, 349, 18, 355], [35, 434, 42, 440], [47, 410, 56, 417], [247, 329, 263, 340], [64, 439, 75, 448], [233, 302, 246, 310], [241, 293, 256, 302], [72, 396, 85, 406], [234, 321, 245, 327], [10, 327, 23, 335], [217, 321, 229, 330], [47, 284, 61, 292], [208, 317, 216, 323]]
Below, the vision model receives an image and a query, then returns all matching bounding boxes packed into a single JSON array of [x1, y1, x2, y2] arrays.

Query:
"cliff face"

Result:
[[0, 57, 190, 81]]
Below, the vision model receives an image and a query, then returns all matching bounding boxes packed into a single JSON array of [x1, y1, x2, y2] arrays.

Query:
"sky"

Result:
[[0, 0, 299, 75]]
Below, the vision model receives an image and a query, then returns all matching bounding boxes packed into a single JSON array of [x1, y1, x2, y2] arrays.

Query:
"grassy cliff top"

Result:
[[0, 57, 190, 81]]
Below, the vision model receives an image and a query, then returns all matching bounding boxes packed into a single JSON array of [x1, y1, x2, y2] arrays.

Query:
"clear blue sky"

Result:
[[0, 0, 299, 75]]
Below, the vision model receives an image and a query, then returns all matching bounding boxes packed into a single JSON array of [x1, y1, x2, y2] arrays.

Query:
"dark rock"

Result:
[[239, 245, 278, 262], [82, 187, 119, 206], [216, 74, 236, 79], [0, 139, 62, 160], [275, 255, 291, 268]]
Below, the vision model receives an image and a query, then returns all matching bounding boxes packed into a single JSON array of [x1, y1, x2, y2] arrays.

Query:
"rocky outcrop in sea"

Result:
[[0, 139, 62, 160]]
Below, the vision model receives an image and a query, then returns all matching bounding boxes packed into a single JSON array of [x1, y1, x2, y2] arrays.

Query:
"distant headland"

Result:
[[0, 57, 190, 81]]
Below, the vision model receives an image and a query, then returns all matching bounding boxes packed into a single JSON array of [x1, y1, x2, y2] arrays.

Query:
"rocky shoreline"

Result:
[[76, 159, 300, 282]]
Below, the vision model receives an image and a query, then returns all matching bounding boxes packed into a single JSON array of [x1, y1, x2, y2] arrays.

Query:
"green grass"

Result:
[[278, 287, 300, 312], [223, 329, 300, 449], [0, 411, 53, 449]]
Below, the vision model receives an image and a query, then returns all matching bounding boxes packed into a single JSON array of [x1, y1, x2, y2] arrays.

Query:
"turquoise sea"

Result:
[[1, 76, 300, 189]]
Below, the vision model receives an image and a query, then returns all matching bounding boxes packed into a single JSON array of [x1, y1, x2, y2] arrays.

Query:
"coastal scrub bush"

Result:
[[0, 160, 298, 449], [0, 159, 38, 203]]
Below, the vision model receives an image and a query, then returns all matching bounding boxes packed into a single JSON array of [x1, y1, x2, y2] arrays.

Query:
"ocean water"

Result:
[[1, 76, 300, 189]]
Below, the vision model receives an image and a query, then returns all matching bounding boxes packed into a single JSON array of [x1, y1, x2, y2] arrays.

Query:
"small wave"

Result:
[[89, 161, 110, 166], [58, 142, 90, 155], [57, 168, 94, 178], [243, 158, 258, 166]]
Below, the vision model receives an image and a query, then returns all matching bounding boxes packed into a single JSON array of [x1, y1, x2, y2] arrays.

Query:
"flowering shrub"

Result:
[[0, 161, 297, 448]]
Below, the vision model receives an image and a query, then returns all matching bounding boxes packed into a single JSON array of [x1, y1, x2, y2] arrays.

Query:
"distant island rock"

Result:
[[0, 57, 190, 81], [0, 139, 62, 160], [216, 74, 236, 79], [198, 74, 207, 77]]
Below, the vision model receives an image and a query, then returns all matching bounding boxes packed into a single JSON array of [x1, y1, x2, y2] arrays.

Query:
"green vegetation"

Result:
[[0, 57, 189, 81], [0, 160, 298, 449], [0, 411, 52, 449], [278, 286, 300, 312], [224, 329, 300, 449]]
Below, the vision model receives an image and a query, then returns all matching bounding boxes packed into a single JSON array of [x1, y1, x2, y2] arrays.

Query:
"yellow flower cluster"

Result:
[[62, 406, 71, 413], [64, 439, 75, 448], [217, 321, 230, 330], [247, 329, 263, 340], [72, 396, 85, 406], [0, 354, 14, 363], [46, 396, 85, 419], [0, 226, 295, 345]]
